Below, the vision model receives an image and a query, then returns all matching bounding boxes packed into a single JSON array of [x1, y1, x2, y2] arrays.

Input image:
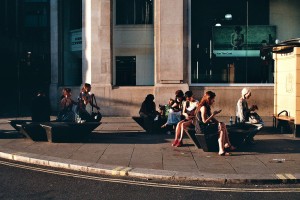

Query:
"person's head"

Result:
[[168, 98, 175, 106], [175, 90, 184, 102], [199, 91, 216, 107], [185, 90, 194, 101], [63, 88, 72, 97], [241, 87, 251, 99], [261, 40, 268, 47], [145, 94, 154, 102], [82, 83, 91, 93], [234, 26, 242, 33]]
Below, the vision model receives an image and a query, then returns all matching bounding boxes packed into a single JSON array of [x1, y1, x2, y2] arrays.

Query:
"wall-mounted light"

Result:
[[225, 13, 232, 20], [215, 23, 221, 27]]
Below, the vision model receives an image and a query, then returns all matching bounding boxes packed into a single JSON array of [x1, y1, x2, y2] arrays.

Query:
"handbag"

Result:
[[91, 95, 102, 122]]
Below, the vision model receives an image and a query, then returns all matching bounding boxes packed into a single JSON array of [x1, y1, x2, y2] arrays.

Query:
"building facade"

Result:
[[48, 0, 300, 117], [3, 0, 298, 116]]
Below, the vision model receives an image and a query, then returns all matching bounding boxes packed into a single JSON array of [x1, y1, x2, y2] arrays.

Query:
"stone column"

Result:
[[154, 0, 189, 104], [82, 0, 112, 109], [82, 0, 111, 86], [49, 0, 59, 111]]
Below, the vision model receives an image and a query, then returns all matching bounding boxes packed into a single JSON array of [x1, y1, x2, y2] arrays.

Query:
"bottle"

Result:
[[229, 116, 233, 126]]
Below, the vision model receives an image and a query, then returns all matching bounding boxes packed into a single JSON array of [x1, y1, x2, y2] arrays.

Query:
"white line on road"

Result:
[[0, 160, 299, 193]]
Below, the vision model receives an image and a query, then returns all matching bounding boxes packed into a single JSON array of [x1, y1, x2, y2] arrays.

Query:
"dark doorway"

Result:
[[0, 0, 50, 117]]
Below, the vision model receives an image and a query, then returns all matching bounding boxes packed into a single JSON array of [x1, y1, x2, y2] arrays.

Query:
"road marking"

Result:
[[285, 174, 296, 180], [276, 174, 287, 180], [112, 166, 124, 175], [120, 167, 132, 176], [1, 160, 300, 193]]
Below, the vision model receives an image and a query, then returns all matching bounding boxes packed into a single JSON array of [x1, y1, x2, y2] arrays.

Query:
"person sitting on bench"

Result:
[[78, 83, 100, 122], [171, 90, 198, 147], [57, 88, 76, 122], [236, 88, 263, 144], [195, 91, 236, 156]]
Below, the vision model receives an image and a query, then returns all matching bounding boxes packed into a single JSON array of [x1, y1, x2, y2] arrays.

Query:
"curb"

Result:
[[0, 147, 298, 184]]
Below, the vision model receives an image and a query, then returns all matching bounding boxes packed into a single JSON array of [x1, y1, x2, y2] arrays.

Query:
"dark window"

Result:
[[116, 56, 136, 86], [191, 0, 273, 84], [116, 0, 153, 25]]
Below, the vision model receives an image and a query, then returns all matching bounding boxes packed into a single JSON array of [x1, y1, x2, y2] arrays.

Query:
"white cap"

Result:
[[241, 87, 251, 97]]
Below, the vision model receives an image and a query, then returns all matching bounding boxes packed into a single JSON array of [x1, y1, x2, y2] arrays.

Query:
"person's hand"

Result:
[[213, 109, 222, 116], [250, 105, 258, 111]]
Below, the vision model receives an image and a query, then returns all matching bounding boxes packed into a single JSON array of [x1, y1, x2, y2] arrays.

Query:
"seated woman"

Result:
[[172, 90, 198, 147], [57, 88, 76, 122], [161, 90, 185, 129], [78, 83, 100, 121], [236, 88, 264, 144], [195, 91, 236, 156], [139, 94, 159, 132]]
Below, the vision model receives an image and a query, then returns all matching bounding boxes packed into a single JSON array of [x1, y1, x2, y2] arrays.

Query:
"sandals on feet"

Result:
[[224, 143, 236, 151], [219, 152, 232, 156], [171, 139, 178, 146]]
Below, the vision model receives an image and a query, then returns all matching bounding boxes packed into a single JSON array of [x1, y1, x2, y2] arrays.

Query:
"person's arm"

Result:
[[182, 101, 188, 119], [89, 94, 100, 110], [200, 106, 221, 124], [236, 99, 245, 122]]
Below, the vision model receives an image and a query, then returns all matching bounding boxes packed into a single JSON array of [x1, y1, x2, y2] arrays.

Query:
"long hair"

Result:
[[81, 83, 91, 93], [196, 91, 216, 114]]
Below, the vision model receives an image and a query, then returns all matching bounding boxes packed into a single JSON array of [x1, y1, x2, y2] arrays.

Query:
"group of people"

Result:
[[57, 83, 100, 122], [31, 83, 101, 123], [139, 88, 263, 156]]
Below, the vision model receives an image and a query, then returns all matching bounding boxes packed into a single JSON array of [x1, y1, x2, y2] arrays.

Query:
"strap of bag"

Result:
[[91, 94, 99, 112]]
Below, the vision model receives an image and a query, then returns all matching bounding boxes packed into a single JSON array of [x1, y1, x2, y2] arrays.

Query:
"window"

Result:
[[116, 56, 136, 86], [116, 0, 153, 25], [113, 0, 154, 86], [61, 0, 82, 86], [191, 0, 274, 84]]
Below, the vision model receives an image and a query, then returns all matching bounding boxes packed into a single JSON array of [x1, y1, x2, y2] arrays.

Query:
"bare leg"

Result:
[[218, 128, 226, 154], [179, 120, 192, 141], [172, 121, 184, 146]]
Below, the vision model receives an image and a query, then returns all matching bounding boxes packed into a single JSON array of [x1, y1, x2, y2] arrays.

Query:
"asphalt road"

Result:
[[0, 159, 299, 200]]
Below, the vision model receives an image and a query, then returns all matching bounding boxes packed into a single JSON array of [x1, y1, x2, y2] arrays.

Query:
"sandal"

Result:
[[224, 143, 236, 151], [175, 140, 183, 147], [171, 139, 178, 146], [218, 152, 232, 156]]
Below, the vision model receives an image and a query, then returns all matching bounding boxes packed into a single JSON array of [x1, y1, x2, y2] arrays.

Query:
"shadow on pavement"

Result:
[[0, 130, 25, 139]]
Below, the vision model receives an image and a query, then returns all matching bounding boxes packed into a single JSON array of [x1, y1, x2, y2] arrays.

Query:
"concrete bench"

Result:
[[187, 123, 259, 152], [273, 110, 294, 133], [8, 120, 101, 143], [40, 122, 101, 143], [8, 120, 48, 141]]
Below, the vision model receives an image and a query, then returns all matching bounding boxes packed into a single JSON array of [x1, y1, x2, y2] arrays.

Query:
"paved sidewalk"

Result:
[[0, 117, 300, 184]]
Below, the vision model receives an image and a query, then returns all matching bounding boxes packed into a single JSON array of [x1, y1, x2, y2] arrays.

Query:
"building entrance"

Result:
[[0, 0, 50, 117]]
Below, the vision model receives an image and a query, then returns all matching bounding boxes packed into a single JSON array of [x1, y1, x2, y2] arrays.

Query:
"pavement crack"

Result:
[[96, 144, 110, 163], [128, 144, 135, 167]]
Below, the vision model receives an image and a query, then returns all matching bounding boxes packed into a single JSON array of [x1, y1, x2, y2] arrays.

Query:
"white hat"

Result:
[[241, 87, 251, 97]]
